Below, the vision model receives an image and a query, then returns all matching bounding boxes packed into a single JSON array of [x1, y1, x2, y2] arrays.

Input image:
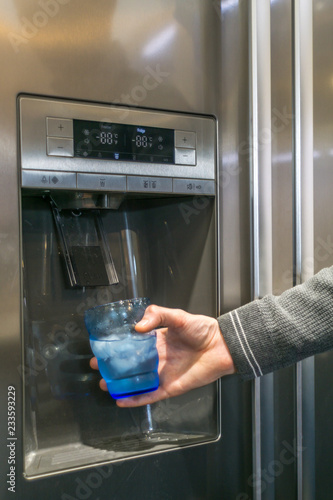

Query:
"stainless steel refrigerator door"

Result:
[[249, 1, 315, 499], [246, 1, 333, 498], [0, 1, 227, 499], [313, 0, 333, 497]]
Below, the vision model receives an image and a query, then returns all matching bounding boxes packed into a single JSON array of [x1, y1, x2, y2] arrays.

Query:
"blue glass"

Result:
[[84, 298, 159, 399]]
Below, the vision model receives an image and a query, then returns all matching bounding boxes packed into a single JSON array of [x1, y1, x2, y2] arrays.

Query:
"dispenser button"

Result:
[[175, 130, 196, 149], [175, 148, 196, 166], [47, 137, 74, 157], [127, 176, 172, 193], [22, 170, 76, 189], [173, 178, 216, 195], [77, 173, 126, 191], [47, 117, 73, 138]]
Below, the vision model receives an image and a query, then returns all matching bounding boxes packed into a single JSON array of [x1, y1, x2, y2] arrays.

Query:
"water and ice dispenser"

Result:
[[19, 96, 219, 477]]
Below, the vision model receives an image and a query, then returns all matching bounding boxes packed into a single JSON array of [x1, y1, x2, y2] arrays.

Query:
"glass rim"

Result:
[[84, 297, 150, 314]]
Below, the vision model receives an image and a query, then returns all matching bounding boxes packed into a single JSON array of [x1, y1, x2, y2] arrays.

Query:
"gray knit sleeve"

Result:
[[217, 266, 333, 380]]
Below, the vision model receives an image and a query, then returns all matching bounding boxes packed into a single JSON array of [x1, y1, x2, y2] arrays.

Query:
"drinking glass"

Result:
[[84, 298, 159, 399]]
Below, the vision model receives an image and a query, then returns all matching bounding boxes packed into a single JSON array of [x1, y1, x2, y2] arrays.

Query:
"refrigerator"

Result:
[[0, 0, 331, 499]]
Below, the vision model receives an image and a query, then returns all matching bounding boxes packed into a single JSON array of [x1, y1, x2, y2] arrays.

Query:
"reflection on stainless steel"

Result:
[[50, 192, 126, 210], [2, 0, 332, 498], [313, 1, 333, 498]]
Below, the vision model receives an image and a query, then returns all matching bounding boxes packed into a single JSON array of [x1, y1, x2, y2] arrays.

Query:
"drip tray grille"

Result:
[[25, 432, 212, 478], [86, 431, 207, 452]]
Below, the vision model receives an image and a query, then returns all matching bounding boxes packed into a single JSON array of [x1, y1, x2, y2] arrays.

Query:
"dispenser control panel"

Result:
[[20, 96, 216, 195], [46, 117, 196, 166]]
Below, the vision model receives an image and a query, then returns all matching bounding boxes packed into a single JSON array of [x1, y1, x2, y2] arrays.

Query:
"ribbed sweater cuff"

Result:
[[217, 301, 278, 380]]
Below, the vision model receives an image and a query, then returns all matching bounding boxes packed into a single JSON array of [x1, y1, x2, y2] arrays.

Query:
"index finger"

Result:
[[89, 356, 98, 370]]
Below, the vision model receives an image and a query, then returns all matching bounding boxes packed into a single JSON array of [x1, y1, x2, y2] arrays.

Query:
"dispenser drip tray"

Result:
[[87, 431, 208, 452]]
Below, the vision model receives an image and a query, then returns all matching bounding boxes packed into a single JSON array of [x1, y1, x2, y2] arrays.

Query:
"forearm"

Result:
[[218, 266, 333, 379]]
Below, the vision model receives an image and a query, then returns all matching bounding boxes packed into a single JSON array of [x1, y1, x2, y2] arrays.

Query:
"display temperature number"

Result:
[[99, 132, 114, 145], [134, 133, 152, 148]]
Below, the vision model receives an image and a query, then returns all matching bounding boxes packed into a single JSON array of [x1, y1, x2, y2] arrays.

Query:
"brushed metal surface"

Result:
[[293, 1, 315, 499], [270, 0, 297, 498], [173, 178, 215, 195], [174, 130, 196, 149], [126, 174, 172, 192], [313, 0, 333, 498], [0, 1, 223, 499], [77, 173, 127, 191], [5, 0, 325, 497], [249, 2, 274, 499], [271, 0, 293, 297], [46, 117, 73, 138], [46, 136, 74, 156], [218, 0, 254, 498], [22, 169, 77, 188]]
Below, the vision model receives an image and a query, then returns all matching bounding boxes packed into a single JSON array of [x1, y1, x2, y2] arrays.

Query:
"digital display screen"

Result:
[[73, 119, 175, 164]]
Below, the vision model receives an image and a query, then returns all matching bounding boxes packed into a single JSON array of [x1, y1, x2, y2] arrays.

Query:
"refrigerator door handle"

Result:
[[249, 1, 274, 499], [293, 1, 315, 498]]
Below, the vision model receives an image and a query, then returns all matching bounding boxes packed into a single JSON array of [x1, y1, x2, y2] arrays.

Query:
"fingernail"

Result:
[[138, 319, 149, 327]]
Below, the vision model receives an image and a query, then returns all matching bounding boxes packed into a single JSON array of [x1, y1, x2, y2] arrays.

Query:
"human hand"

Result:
[[89, 305, 235, 407]]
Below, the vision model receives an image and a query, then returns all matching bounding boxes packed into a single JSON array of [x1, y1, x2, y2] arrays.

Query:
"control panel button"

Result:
[[175, 148, 196, 166], [22, 170, 76, 189], [127, 176, 172, 193], [77, 173, 126, 191], [173, 178, 215, 195], [47, 137, 74, 157], [175, 130, 196, 149], [47, 117, 73, 138]]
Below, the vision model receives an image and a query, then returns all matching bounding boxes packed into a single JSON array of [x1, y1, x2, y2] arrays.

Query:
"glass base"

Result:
[[106, 371, 159, 399]]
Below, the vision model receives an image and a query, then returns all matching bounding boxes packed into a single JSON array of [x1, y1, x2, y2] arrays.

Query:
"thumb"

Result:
[[135, 305, 162, 332], [135, 304, 185, 332]]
